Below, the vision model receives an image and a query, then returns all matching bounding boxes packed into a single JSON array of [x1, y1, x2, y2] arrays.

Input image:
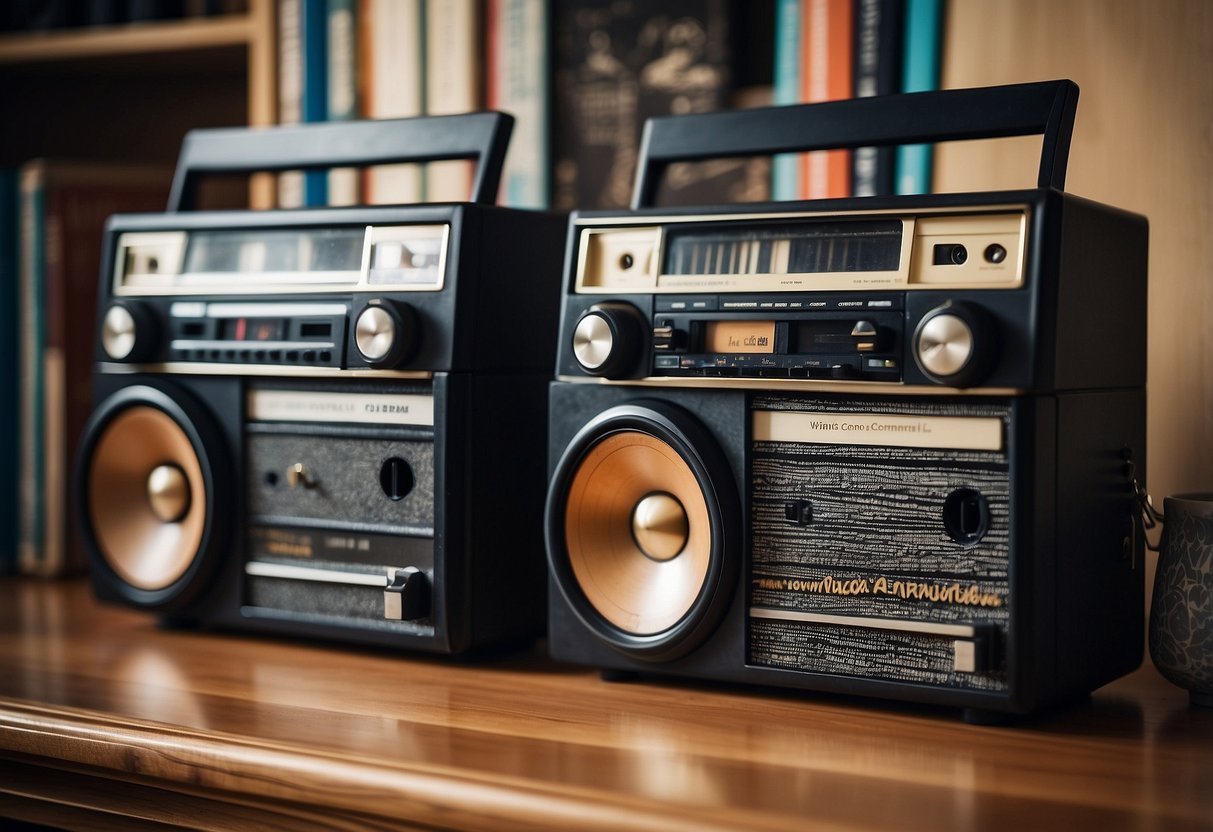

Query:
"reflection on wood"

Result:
[[0, 578, 1211, 830]]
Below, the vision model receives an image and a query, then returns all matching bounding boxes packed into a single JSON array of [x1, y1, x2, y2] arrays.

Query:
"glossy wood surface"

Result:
[[1, 578, 1211, 831]]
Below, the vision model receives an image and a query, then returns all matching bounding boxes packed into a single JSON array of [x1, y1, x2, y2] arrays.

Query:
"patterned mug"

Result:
[[1149, 493, 1213, 707]]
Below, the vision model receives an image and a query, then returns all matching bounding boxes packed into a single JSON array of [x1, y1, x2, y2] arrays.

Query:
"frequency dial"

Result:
[[101, 301, 158, 362], [571, 302, 647, 378], [913, 302, 998, 387], [354, 300, 418, 368]]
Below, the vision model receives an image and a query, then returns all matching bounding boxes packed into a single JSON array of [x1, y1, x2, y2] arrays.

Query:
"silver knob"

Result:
[[916, 313, 975, 379], [355, 306, 397, 362], [572, 312, 615, 371], [102, 304, 138, 361]]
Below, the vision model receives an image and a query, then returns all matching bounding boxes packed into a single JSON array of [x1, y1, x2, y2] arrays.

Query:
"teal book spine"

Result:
[[895, 0, 942, 195], [302, 0, 329, 206], [0, 170, 16, 572], [771, 0, 802, 201]]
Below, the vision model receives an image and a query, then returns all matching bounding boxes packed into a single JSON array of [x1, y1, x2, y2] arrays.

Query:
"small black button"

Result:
[[785, 500, 812, 526]]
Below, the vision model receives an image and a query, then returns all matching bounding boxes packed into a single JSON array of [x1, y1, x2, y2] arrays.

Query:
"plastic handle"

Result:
[[631, 79, 1079, 209], [167, 111, 514, 211]]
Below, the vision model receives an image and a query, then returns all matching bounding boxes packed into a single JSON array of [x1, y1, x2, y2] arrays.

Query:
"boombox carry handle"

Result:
[[631, 79, 1079, 209], [167, 112, 514, 211]]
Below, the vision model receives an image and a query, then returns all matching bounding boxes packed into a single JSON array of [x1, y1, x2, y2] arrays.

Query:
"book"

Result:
[[895, 0, 942, 194], [551, 0, 738, 211], [301, 0, 329, 206], [425, 0, 480, 202], [486, 0, 550, 209], [277, 0, 305, 207], [800, 0, 853, 200], [360, 0, 425, 204], [327, 0, 360, 206], [771, 0, 802, 201], [17, 161, 169, 577], [0, 170, 16, 574], [852, 0, 903, 197]]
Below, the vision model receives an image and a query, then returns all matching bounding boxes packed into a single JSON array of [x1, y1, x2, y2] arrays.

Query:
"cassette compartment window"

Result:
[[663, 220, 902, 277], [184, 228, 365, 279]]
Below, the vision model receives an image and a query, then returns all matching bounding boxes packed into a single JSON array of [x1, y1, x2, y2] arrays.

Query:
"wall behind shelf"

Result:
[[935, 0, 1213, 504]]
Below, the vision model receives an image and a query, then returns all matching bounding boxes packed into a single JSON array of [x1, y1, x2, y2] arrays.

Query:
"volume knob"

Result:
[[572, 303, 647, 378], [101, 301, 157, 362], [354, 300, 418, 368], [913, 302, 998, 387]]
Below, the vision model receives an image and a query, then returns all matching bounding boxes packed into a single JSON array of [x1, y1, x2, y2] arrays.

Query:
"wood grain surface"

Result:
[[1, 578, 1211, 830]]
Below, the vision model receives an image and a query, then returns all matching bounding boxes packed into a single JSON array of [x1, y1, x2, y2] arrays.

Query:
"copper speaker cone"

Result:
[[564, 431, 712, 636], [87, 405, 207, 591]]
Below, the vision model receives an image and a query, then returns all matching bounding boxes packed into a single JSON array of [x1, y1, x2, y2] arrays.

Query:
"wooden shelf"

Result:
[[1, 577, 1211, 831], [0, 15, 255, 66]]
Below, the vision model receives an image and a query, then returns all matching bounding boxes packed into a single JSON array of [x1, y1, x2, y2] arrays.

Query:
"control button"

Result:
[[384, 567, 430, 621], [319, 350, 332, 362], [851, 319, 880, 353], [655, 355, 680, 369], [829, 363, 859, 380], [285, 350, 299, 362], [652, 324, 675, 351], [571, 302, 647, 378], [984, 244, 1008, 264], [913, 302, 998, 387], [287, 462, 317, 490], [302, 349, 316, 362], [101, 302, 158, 362], [354, 300, 419, 368], [784, 500, 812, 526]]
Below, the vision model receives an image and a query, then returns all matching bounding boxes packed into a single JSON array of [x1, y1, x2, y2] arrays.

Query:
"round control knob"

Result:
[[571, 302, 647, 378], [913, 302, 998, 387], [101, 301, 157, 362], [354, 300, 418, 368]]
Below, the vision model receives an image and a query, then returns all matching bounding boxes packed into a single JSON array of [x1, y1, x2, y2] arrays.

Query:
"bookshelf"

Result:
[[0, 0, 275, 204]]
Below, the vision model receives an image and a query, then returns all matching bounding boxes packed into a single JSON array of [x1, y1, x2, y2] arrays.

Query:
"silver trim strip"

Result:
[[245, 561, 388, 587], [169, 340, 336, 351], [206, 303, 349, 318], [99, 361, 434, 380], [554, 374, 1022, 397], [749, 607, 979, 638]]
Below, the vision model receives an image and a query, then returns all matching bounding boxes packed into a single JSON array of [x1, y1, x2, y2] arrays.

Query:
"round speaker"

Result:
[[78, 384, 229, 610], [546, 401, 739, 661]]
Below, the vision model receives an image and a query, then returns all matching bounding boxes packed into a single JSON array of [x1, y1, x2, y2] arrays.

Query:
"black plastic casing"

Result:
[[81, 202, 565, 654], [546, 186, 1149, 717]]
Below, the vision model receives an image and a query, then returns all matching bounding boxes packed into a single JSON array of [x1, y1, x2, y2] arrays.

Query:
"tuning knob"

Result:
[[571, 302, 648, 378], [101, 301, 158, 362], [354, 300, 418, 368], [913, 302, 998, 387]]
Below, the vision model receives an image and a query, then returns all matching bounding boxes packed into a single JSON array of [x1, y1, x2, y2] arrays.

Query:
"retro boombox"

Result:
[[77, 114, 565, 653], [545, 81, 1149, 719]]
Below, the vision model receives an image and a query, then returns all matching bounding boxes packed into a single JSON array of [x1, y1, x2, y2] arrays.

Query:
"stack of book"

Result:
[[772, 0, 944, 200], [1, 162, 169, 576]]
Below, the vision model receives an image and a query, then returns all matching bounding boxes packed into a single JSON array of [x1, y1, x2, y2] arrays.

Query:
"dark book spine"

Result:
[[852, 0, 903, 197]]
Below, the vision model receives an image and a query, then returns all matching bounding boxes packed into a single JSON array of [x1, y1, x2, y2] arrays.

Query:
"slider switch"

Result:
[[384, 567, 429, 621]]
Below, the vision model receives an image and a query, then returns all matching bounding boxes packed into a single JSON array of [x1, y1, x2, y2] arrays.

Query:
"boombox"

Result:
[[77, 114, 565, 653], [545, 81, 1150, 720]]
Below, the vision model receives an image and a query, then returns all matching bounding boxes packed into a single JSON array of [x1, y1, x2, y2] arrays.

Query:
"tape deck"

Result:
[[77, 114, 565, 653], [545, 81, 1149, 719]]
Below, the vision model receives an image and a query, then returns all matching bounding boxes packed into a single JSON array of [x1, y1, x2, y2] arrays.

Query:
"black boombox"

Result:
[[77, 114, 565, 653], [544, 81, 1149, 720]]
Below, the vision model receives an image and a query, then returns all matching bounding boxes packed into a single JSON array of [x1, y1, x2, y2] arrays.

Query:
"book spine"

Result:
[[425, 0, 480, 202], [17, 164, 45, 575], [0, 171, 16, 573], [327, 0, 359, 205], [489, 0, 550, 208], [301, 0, 329, 206], [771, 0, 801, 201], [362, 0, 424, 204], [801, 0, 853, 200], [895, 0, 941, 195], [277, 0, 305, 207], [852, 0, 902, 196]]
